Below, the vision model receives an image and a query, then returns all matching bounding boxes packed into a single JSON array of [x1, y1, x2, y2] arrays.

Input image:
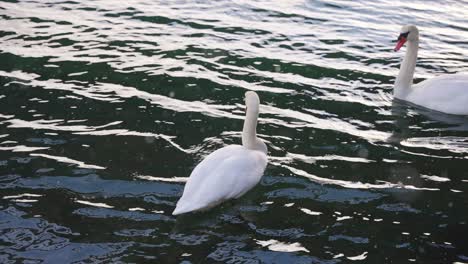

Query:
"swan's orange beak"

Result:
[[394, 37, 407, 51]]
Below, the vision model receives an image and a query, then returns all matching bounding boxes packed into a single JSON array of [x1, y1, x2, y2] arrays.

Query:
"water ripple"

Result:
[[1, 0, 467, 262]]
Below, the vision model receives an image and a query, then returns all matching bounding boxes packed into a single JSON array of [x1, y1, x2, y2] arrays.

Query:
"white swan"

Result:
[[393, 25, 468, 115], [173, 91, 268, 215]]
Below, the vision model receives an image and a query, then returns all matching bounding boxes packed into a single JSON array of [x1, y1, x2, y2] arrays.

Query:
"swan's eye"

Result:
[[398, 31, 410, 41]]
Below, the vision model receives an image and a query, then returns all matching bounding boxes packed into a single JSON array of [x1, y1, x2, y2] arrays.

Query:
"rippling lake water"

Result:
[[1, 0, 468, 262]]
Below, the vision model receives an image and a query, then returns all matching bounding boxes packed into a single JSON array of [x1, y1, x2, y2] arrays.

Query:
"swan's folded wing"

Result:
[[410, 74, 468, 115], [173, 145, 267, 215]]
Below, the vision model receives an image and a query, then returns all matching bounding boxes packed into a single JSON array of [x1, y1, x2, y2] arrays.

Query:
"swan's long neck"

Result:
[[394, 40, 418, 98], [242, 106, 259, 150]]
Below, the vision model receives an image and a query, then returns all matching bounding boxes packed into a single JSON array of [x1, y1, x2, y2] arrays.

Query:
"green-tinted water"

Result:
[[1, 0, 468, 262]]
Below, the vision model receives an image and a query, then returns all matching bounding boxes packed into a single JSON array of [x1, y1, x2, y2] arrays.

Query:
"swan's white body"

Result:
[[394, 25, 468, 115], [173, 91, 267, 215]]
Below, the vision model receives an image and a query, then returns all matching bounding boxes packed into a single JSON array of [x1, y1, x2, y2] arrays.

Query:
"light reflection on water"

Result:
[[1, 0, 468, 262]]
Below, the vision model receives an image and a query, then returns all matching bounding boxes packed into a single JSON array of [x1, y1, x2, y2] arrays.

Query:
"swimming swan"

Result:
[[173, 91, 268, 215], [393, 25, 468, 115]]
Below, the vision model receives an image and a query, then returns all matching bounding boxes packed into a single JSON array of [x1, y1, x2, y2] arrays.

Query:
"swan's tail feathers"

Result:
[[172, 205, 190, 215], [172, 200, 218, 215], [172, 201, 200, 215]]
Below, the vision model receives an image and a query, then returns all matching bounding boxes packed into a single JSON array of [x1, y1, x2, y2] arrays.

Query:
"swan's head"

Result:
[[245, 91, 260, 113], [394, 25, 419, 51]]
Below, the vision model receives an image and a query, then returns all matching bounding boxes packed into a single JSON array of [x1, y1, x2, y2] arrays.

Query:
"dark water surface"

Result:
[[1, 0, 468, 263]]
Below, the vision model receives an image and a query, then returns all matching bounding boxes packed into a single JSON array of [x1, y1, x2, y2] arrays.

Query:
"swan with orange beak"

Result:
[[392, 25, 468, 115]]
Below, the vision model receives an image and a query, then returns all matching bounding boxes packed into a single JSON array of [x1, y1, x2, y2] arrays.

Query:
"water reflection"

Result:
[[1, 0, 467, 262], [389, 100, 468, 155]]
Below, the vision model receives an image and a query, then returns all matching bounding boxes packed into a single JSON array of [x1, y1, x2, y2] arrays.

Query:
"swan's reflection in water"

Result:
[[389, 99, 468, 146]]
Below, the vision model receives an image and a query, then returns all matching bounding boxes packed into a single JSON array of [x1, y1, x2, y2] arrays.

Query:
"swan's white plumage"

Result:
[[172, 145, 267, 215], [402, 74, 468, 115], [173, 91, 267, 215], [394, 25, 468, 115]]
